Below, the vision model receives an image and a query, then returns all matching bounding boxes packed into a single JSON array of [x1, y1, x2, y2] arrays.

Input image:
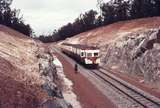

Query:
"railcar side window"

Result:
[[94, 53, 99, 57], [81, 52, 84, 57]]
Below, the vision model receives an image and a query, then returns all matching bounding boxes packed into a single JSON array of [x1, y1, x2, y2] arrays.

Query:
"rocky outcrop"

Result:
[[102, 28, 160, 83], [38, 53, 72, 108]]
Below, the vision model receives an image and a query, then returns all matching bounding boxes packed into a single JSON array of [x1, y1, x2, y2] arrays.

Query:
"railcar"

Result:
[[61, 43, 100, 67]]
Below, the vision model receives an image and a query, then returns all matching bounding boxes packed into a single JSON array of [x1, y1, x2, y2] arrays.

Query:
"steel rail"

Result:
[[90, 68, 160, 108]]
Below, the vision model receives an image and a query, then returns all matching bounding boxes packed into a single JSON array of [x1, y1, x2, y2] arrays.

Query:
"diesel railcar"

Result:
[[61, 43, 100, 66]]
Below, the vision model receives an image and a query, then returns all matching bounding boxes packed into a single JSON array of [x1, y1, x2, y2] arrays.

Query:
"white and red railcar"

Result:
[[61, 43, 100, 66]]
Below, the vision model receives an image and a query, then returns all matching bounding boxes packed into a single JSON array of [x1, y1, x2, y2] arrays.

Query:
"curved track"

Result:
[[90, 68, 160, 108]]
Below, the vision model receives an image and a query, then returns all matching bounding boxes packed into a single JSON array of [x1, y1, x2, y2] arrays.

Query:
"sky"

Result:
[[11, 0, 106, 35]]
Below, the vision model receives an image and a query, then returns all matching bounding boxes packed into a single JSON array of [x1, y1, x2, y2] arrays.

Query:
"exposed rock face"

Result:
[[38, 53, 71, 108], [41, 98, 70, 108], [102, 28, 160, 83]]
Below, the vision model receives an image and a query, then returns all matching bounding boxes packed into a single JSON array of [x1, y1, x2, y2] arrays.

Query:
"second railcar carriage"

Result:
[[61, 43, 100, 66]]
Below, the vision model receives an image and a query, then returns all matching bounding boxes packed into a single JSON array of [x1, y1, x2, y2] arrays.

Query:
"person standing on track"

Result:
[[74, 63, 78, 74]]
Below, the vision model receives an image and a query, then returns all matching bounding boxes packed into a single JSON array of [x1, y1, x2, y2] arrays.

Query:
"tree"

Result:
[[0, 0, 33, 36], [114, 0, 130, 21], [58, 23, 74, 40], [101, 2, 116, 25], [81, 10, 97, 30], [38, 0, 160, 43], [0, 0, 12, 24], [130, 0, 154, 19], [152, 0, 160, 16], [95, 15, 103, 27]]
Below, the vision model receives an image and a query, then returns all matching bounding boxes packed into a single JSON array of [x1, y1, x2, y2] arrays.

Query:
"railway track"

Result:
[[90, 68, 160, 108], [54, 48, 160, 108]]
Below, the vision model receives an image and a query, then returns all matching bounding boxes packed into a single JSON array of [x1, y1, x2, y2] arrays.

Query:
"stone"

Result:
[[103, 28, 160, 82], [41, 98, 69, 108], [38, 53, 71, 108]]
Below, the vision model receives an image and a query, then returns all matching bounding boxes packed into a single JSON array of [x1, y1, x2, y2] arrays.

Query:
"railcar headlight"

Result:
[[85, 58, 92, 64], [96, 58, 100, 63]]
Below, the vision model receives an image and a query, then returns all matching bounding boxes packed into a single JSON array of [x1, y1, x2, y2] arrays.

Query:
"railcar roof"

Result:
[[62, 43, 99, 50]]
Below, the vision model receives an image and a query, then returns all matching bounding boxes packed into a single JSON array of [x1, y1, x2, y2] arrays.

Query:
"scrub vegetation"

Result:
[[0, 0, 32, 36]]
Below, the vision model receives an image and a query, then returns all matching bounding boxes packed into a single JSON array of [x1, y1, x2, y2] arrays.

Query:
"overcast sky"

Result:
[[11, 0, 107, 35]]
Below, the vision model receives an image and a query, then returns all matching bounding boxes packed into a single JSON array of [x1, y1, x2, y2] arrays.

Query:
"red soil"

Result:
[[108, 68, 160, 98], [66, 17, 160, 44], [0, 57, 48, 108], [0, 25, 49, 108]]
